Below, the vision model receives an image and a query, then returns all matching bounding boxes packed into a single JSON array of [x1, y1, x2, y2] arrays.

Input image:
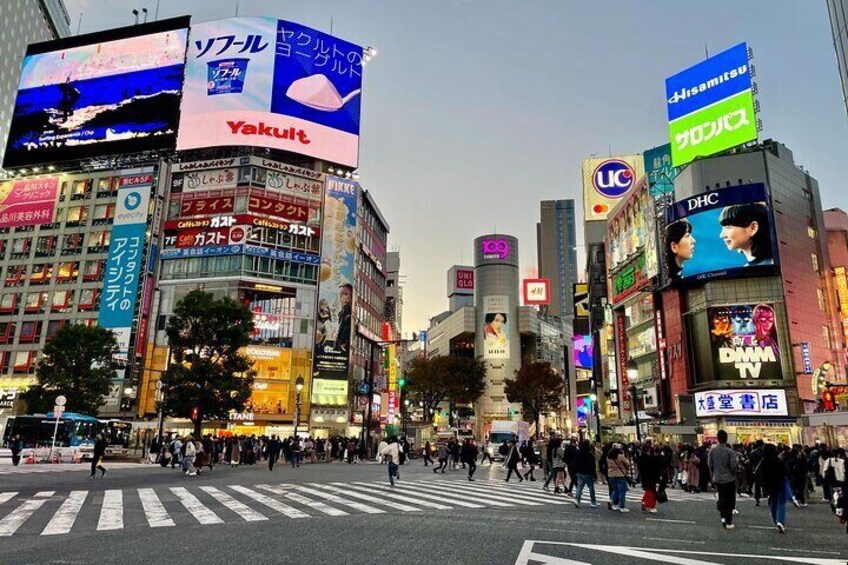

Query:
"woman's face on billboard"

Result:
[[721, 221, 758, 253], [671, 231, 696, 262]]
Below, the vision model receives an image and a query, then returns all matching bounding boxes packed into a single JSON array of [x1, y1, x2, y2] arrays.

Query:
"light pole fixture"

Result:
[[294, 376, 304, 439], [626, 359, 642, 443]]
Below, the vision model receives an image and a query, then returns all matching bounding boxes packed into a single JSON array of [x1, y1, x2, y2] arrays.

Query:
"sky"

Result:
[[65, 0, 848, 334]]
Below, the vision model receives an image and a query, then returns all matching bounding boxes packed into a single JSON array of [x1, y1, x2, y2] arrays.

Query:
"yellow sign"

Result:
[[582, 155, 645, 222], [387, 345, 397, 390], [835, 267, 848, 346]]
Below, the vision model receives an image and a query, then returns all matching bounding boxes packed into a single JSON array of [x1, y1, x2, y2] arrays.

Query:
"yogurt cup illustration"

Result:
[[207, 58, 249, 95]]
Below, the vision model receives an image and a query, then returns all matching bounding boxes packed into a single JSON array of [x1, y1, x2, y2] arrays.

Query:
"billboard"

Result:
[[707, 303, 781, 380], [0, 177, 60, 228], [3, 18, 189, 169], [447, 265, 474, 296], [607, 176, 659, 303], [835, 266, 848, 347], [178, 17, 363, 167], [664, 183, 777, 283], [311, 176, 359, 392], [694, 388, 788, 417], [523, 278, 550, 306], [99, 174, 153, 357], [582, 155, 645, 221], [643, 143, 677, 197], [573, 283, 589, 317], [482, 295, 510, 359], [573, 334, 593, 369], [665, 42, 757, 167]]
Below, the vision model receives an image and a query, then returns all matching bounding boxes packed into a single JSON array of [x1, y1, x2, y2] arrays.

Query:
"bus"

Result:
[[2, 412, 103, 453]]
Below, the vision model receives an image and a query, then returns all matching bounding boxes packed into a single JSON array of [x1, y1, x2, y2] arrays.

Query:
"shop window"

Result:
[[4, 265, 26, 286], [0, 322, 16, 344], [83, 259, 103, 281], [0, 293, 19, 313], [35, 235, 55, 257], [51, 290, 74, 312], [46, 319, 66, 338], [30, 264, 52, 285], [12, 351, 36, 373], [56, 261, 79, 282], [19, 321, 41, 343], [24, 292, 47, 313], [78, 288, 99, 310]]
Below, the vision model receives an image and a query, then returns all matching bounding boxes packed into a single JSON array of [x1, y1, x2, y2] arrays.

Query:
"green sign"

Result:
[[668, 89, 757, 168], [612, 253, 648, 303]]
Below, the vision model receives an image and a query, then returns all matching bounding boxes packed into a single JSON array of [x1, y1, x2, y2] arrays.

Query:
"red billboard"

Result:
[[248, 194, 310, 223], [0, 177, 59, 228], [180, 196, 235, 216]]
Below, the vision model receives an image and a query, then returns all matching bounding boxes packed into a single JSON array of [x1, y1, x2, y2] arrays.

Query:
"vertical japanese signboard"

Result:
[[834, 266, 848, 347], [311, 176, 358, 404], [99, 174, 152, 358]]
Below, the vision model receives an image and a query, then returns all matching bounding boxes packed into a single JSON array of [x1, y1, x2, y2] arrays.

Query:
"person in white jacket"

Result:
[[380, 436, 401, 486], [377, 439, 388, 463], [184, 436, 198, 476]]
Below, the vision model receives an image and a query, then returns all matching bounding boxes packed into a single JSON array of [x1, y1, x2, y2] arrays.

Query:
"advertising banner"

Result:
[[694, 388, 788, 417], [523, 278, 551, 306], [707, 303, 781, 380], [664, 183, 777, 283], [643, 143, 677, 197], [573, 283, 589, 317], [180, 168, 239, 192], [834, 266, 848, 347], [99, 174, 152, 357], [482, 295, 510, 359], [165, 225, 249, 248], [248, 193, 311, 223], [447, 266, 474, 296], [582, 155, 645, 222], [311, 176, 359, 390], [573, 334, 593, 369], [0, 177, 59, 228], [180, 195, 235, 216], [607, 176, 659, 303], [3, 18, 189, 168], [178, 17, 363, 167]]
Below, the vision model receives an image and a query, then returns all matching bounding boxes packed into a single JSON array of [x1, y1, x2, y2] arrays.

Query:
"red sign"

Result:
[[0, 177, 59, 228], [180, 196, 234, 216], [616, 313, 631, 411], [456, 269, 474, 290], [120, 174, 154, 187], [248, 194, 310, 222], [523, 278, 551, 306], [136, 275, 155, 357], [165, 225, 248, 248]]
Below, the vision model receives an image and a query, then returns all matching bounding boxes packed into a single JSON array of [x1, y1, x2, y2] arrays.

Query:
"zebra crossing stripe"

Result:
[[309, 483, 421, 512], [228, 485, 309, 519], [359, 482, 486, 509], [138, 488, 175, 528], [414, 481, 546, 506], [256, 484, 348, 517], [0, 493, 17, 505], [292, 485, 384, 514], [0, 497, 48, 536], [34, 491, 55, 498], [401, 481, 515, 507], [97, 489, 123, 531], [477, 482, 573, 505], [340, 482, 452, 510], [198, 486, 267, 522], [42, 491, 87, 535], [170, 487, 223, 525]]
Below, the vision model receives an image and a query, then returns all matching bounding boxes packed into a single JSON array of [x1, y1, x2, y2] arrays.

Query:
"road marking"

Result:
[[769, 548, 841, 556], [309, 483, 422, 512], [444, 482, 551, 506], [0, 493, 17, 505], [644, 538, 705, 545], [229, 485, 309, 519], [257, 484, 348, 517], [96, 489, 123, 531], [0, 498, 47, 536], [401, 481, 514, 507], [170, 487, 223, 525], [292, 485, 384, 514], [138, 488, 175, 528], [748, 525, 777, 530], [646, 518, 696, 524], [338, 482, 452, 510], [42, 490, 87, 535], [474, 482, 573, 505], [34, 491, 55, 497], [199, 486, 267, 522], [361, 481, 485, 508]]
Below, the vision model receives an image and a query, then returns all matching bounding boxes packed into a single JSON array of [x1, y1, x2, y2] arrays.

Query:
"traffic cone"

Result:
[[25, 451, 35, 464]]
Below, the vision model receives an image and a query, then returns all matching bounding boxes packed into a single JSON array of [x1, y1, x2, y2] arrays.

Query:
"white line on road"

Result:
[[170, 487, 223, 525], [337, 482, 452, 510], [292, 485, 384, 514], [42, 490, 88, 535], [256, 484, 348, 517], [407, 480, 541, 506], [34, 491, 55, 497], [97, 489, 123, 531], [0, 493, 17, 505], [646, 518, 696, 524], [769, 548, 841, 555], [400, 481, 514, 507], [229, 485, 309, 519], [362, 481, 485, 508], [0, 498, 47, 536], [199, 486, 267, 522], [644, 538, 705, 545], [138, 488, 175, 528], [309, 483, 422, 512]]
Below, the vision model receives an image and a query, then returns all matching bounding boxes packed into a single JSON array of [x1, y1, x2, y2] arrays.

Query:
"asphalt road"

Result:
[[0, 458, 846, 565]]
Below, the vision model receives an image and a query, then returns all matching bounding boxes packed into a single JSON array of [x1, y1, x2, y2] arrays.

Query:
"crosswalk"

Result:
[[0, 477, 715, 537], [0, 462, 145, 475]]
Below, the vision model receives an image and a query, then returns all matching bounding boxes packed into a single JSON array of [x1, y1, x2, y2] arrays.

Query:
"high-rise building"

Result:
[[827, 0, 848, 116], [0, 0, 71, 172], [385, 251, 402, 336], [537, 200, 577, 324]]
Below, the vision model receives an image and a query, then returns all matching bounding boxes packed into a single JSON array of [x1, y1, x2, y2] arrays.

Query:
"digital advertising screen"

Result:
[[707, 303, 782, 381], [178, 17, 363, 167], [3, 18, 189, 169], [573, 334, 593, 369], [664, 183, 778, 283], [482, 295, 510, 359]]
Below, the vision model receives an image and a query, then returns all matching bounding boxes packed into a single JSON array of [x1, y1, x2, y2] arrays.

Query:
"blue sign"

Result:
[[160, 245, 243, 259], [665, 42, 750, 121], [244, 245, 320, 265], [800, 342, 813, 375], [643, 144, 677, 197], [592, 159, 635, 198]]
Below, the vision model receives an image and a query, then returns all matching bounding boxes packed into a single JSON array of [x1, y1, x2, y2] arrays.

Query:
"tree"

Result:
[[405, 356, 486, 422], [21, 324, 118, 415], [159, 290, 256, 437], [504, 362, 563, 439]]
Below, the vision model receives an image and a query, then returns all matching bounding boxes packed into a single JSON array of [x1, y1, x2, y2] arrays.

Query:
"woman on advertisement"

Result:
[[718, 203, 774, 266]]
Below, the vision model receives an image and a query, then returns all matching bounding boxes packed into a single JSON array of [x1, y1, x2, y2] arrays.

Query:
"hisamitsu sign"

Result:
[[694, 388, 788, 417]]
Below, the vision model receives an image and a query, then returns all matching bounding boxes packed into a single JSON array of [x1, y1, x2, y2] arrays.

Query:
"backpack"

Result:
[[499, 443, 509, 456], [399, 450, 407, 465]]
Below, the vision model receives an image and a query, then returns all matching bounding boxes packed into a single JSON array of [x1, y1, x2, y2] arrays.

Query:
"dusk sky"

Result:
[[66, 0, 848, 334]]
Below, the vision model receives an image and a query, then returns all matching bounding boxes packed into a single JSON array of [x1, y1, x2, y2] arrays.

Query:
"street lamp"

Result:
[[626, 359, 642, 443], [403, 399, 410, 437], [293, 376, 304, 439]]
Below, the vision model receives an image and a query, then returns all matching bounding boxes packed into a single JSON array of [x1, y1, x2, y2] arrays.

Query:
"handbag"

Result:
[[613, 459, 635, 487]]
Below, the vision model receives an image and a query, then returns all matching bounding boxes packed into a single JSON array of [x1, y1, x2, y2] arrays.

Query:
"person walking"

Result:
[[638, 443, 662, 514], [377, 438, 388, 463], [9, 434, 23, 466], [523, 439, 538, 481], [572, 439, 599, 509], [543, 439, 565, 493], [759, 443, 789, 533], [183, 435, 197, 476], [606, 444, 630, 512], [423, 441, 434, 466], [267, 435, 280, 471], [434, 443, 448, 473], [461, 439, 478, 481], [788, 446, 809, 507], [380, 436, 401, 486], [708, 430, 739, 530], [89, 433, 107, 478], [749, 440, 764, 504], [505, 441, 524, 482]]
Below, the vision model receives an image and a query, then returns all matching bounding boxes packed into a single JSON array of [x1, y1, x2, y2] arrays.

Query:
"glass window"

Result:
[[52, 290, 73, 312], [57, 262, 78, 281], [0, 293, 18, 311], [79, 289, 98, 309], [36, 235, 55, 255], [19, 321, 40, 341], [817, 288, 826, 311], [11, 237, 30, 253], [93, 204, 113, 219], [83, 259, 102, 280], [24, 292, 45, 311], [67, 206, 88, 222], [46, 320, 65, 338], [811, 253, 819, 273], [807, 225, 817, 239], [13, 351, 34, 372]]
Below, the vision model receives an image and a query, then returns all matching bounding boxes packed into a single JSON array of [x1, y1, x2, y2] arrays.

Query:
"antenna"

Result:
[[704, 43, 709, 59], [235, 2, 239, 17], [330, 16, 334, 35], [154, 0, 160, 21], [76, 12, 83, 34]]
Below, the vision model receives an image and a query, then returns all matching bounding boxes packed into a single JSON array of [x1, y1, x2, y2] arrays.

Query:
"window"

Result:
[[817, 288, 826, 311], [93, 204, 115, 221], [56, 261, 79, 282], [11, 237, 30, 254], [0, 293, 18, 313], [62, 233, 83, 254], [30, 263, 52, 284], [88, 231, 110, 250], [71, 179, 91, 199], [83, 260, 103, 281], [0, 322, 15, 344], [807, 225, 817, 239], [4, 265, 26, 285], [811, 254, 819, 273], [12, 351, 35, 373], [51, 290, 74, 312], [67, 206, 88, 223], [78, 288, 99, 310], [823, 325, 833, 351], [35, 235, 55, 257], [97, 177, 117, 195], [46, 319, 66, 338], [24, 292, 47, 313], [19, 321, 41, 343]]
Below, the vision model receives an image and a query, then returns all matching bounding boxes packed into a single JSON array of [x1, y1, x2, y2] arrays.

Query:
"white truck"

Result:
[[485, 420, 529, 461]]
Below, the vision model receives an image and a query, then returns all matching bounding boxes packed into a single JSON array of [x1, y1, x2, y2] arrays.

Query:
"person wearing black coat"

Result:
[[759, 443, 790, 533], [638, 445, 663, 513], [461, 439, 478, 481], [89, 433, 107, 478], [572, 440, 599, 508], [787, 447, 809, 507], [505, 441, 524, 482], [523, 439, 539, 481]]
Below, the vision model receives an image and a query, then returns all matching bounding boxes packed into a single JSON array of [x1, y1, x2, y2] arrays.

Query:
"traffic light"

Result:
[[191, 407, 199, 420], [398, 377, 406, 388]]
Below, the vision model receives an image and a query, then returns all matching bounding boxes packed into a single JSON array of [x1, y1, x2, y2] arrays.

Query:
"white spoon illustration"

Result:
[[286, 74, 361, 112]]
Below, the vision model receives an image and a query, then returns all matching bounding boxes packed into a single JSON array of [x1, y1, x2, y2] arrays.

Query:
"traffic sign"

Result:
[[55, 395, 66, 407], [53, 405, 64, 416]]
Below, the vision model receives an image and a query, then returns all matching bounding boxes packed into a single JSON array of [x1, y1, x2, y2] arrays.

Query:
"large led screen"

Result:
[[3, 18, 189, 169], [707, 303, 781, 381], [178, 17, 363, 167], [664, 183, 777, 283], [573, 334, 593, 369]]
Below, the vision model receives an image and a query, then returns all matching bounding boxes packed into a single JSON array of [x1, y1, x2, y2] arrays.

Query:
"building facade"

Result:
[[537, 200, 578, 325], [828, 0, 848, 116]]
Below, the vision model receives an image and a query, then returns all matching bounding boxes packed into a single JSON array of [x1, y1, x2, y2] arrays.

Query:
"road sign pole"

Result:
[[49, 395, 67, 463]]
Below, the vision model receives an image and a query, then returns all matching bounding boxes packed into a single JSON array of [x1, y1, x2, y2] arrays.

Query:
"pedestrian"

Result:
[[522, 438, 538, 481], [822, 448, 847, 508], [749, 440, 764, 504], [291, 436, 302, 468], [267, 435, 280, 471], [505, 441, 524, 482], [89, 433, 107, 478], [686, 447, 701, 493], [423, 441, 434, 466], [788, 446, 809, 507], [759, 443, 789, 533], [433, 443, 448, 473], [193, 438, 208, 475], [377, 438, 388, 463], [606, 444, 630, 512], [480, 444, 494, 465], [380, 436, 401, 486], [451, 438, 461, 470], [543, 439, 564, 493], [9, 434, 23, 466], [564, 439, 578, 496], [638, 443, 662, 514], [572, 439, 599, 508], [183, 435, 197, 476], [169, 436, 182, 469], [230, 436, 241, 468], [462, 439, 478, 481], [707, 430, 738, 530]]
